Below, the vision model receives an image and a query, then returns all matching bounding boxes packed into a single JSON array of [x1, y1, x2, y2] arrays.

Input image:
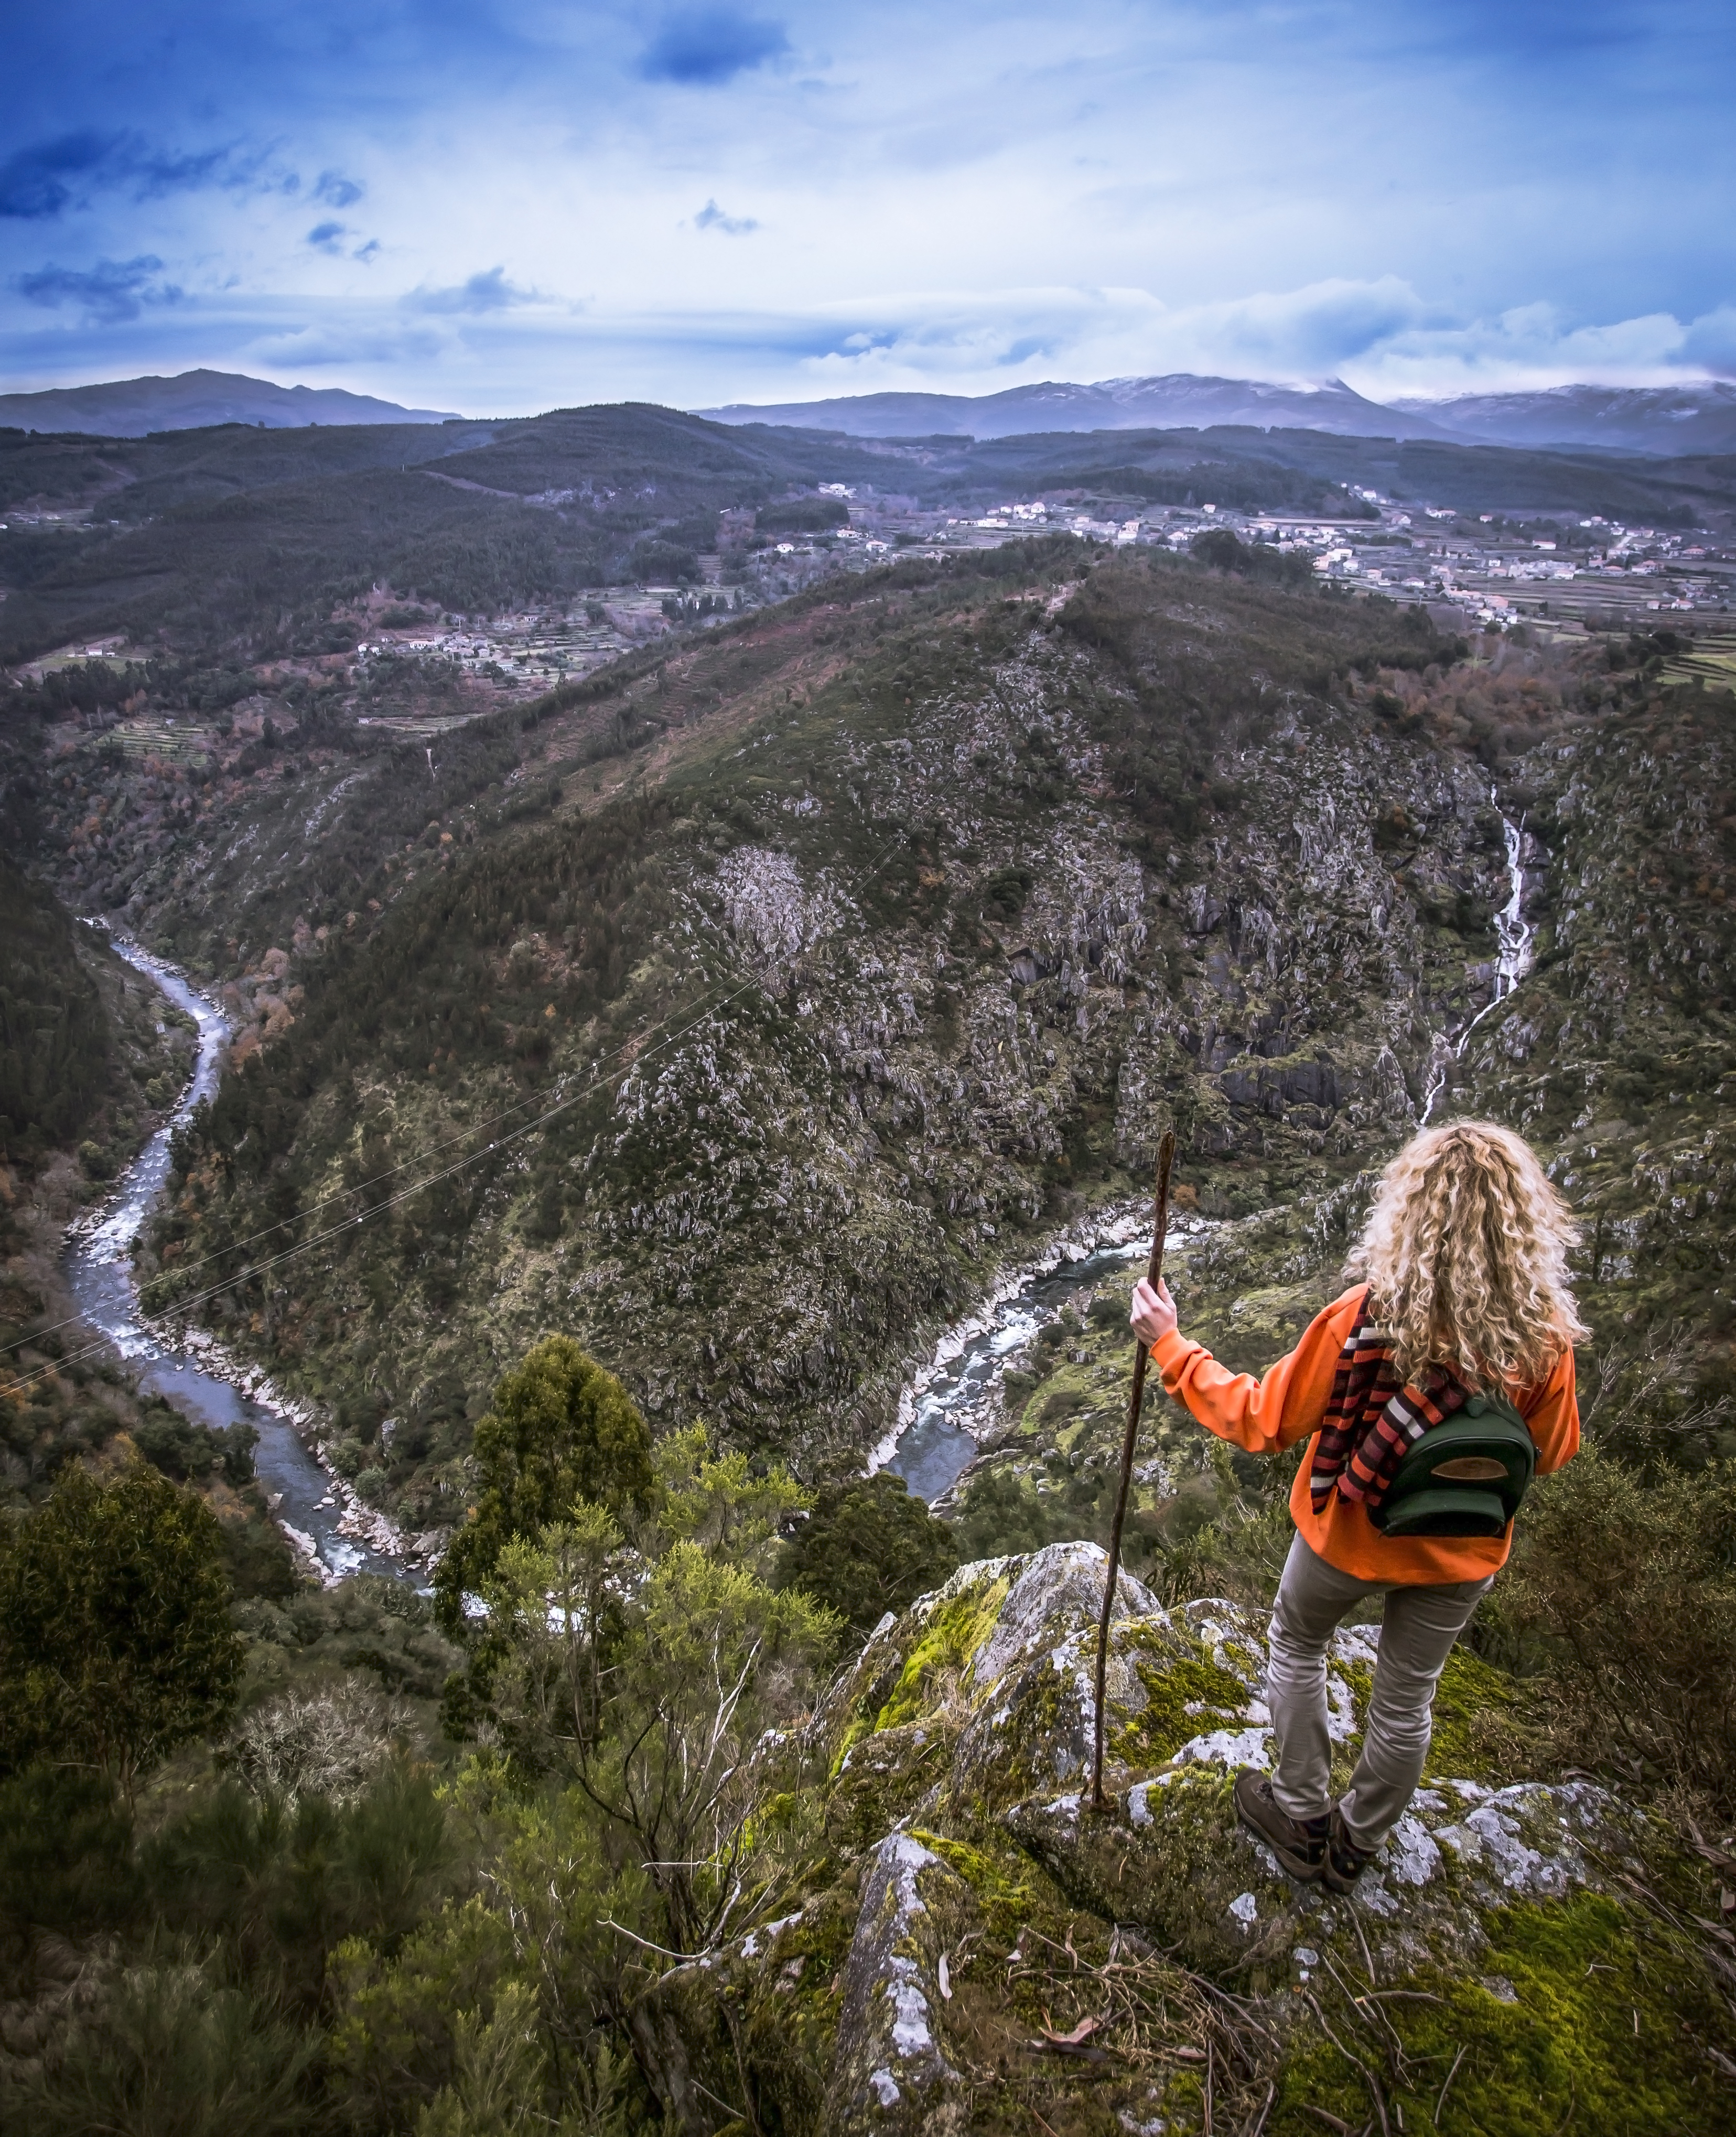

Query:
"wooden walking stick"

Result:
[[1090, 1127, 1176, 1812]]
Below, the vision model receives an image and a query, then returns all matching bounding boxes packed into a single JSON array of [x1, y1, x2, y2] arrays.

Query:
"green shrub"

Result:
[[1497, 1446, 1736, 1808], [776, 1472, 959, 1636], [434, 1336, 656, 1632], [3, 1962, 319, 2137], [0, 1763, 138, 1943], [0, 1462, 243, 1800], [134, 1406, 256, 1487]]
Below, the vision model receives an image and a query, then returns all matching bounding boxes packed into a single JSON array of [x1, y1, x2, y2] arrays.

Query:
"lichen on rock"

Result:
[[824, 1832, 967, 2134], [758, 1542, 1736, 2133]]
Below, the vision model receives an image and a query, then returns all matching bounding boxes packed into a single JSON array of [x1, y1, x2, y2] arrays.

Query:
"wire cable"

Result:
[[5, 927, 778, 1359], [6, 825, 908, 1399], [4, 711, 857, 1361]]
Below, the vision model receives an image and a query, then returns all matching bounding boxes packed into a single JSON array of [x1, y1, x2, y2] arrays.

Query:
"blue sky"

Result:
[[3, 0, 1733, 414]]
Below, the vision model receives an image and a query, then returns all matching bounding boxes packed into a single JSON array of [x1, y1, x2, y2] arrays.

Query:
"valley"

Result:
[[4, 405, 1735, 2136], [9, 472, 1733, 1542]]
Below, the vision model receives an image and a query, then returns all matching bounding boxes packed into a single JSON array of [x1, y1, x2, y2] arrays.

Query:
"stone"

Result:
[[824, 1833, 969, 2134]]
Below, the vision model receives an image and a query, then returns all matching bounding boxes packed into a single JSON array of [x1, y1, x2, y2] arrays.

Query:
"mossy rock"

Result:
[[827, 1720, 954, 1854], [770, 1552, 1736, 2131], [816, 1543, 1158, 1786], [1268, 1890, 1736, 2135]]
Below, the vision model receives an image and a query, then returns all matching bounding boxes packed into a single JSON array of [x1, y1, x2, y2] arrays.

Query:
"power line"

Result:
[[7, 962, 768, 1398], [5, 940, 751, 1360], [5, 668, 791, 1361], [8, 826, 908, 1401]]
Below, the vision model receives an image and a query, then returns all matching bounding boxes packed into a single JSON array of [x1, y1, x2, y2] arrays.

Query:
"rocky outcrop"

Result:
[[824, 1833, 967, 2134], [737, 1543, 1733, 2133]]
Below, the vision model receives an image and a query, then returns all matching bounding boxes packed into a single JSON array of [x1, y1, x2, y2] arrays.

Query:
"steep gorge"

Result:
[[121, 550, 1690, 1531]]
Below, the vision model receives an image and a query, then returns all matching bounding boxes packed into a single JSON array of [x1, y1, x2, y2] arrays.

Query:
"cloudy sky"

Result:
[[4, 0, 1733, 415]]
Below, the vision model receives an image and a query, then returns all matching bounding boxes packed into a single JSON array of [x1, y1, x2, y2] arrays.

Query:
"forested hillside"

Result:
[[0, 405, 892, 663], [122, 544, 1690, 1528], [7, 402, 1731, 673], [5, 517, 1736, 2133]]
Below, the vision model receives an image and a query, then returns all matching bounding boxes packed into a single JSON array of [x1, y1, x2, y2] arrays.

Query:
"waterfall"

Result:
[[1420, 799, 1535, 1125]]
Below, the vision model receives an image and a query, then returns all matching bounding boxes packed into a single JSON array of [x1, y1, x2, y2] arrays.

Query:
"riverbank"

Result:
[[875, 1195, 1209, 1502], [63, 936, 429, 1587]]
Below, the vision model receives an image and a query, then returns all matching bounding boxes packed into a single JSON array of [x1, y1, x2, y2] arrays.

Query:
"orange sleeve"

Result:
[[1149, 1291, 1362, 1456], [1520, 1344, 1580, 1474]]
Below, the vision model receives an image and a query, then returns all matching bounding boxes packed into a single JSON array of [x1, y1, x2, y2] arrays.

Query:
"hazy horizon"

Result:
[[4, 2, 1733, 417]]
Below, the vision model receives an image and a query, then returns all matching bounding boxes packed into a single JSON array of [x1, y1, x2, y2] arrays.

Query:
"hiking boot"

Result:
[[1233, 1767, 1328, 1882], [1322, 1806, 1379, 1894]]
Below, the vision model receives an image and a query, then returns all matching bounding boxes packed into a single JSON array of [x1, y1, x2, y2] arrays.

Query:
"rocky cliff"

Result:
[[130, 551, 1608, 1522], [703, 1541, 1733, 2133]]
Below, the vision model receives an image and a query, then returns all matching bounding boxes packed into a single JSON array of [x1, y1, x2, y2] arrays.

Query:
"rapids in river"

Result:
[[70, 949, 1191, 1544], [882, 1216, 1186, 1505], [66, 938, 408, 1584]]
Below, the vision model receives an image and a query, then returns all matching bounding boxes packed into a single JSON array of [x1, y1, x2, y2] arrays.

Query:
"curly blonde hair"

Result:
[[1344, 1120, 1587, 1389]]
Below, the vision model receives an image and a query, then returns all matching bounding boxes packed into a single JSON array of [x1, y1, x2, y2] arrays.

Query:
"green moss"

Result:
[[1271, 1893, 1736, 2137], [910, 1828, 1040, 1942], [1010, 1763, 1293, 1979], [737, 1876, 859, 2131], [829, 1714, 871, 1777], [826, 1722, 952, 1853], [1423, 1646, 1531, 1782], [1110, 1644, 1250, 1768], [872, 1576, 1009, 1733]]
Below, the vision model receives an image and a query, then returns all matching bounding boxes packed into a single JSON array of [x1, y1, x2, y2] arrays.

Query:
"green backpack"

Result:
[[1370, 1390, 1537, 1540]]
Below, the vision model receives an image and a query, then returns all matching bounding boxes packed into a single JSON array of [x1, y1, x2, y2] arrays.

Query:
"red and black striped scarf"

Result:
[[1309, 1290, 1471, 1518]]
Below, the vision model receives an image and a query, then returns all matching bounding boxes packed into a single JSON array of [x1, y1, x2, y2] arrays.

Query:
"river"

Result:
[[66, 937, 410, 1585], [76, 881, 1501, 1543], [884, 802, 1539, 1502], [881, 1212, 1195, 1505], [69, 937, 1140, 1559]]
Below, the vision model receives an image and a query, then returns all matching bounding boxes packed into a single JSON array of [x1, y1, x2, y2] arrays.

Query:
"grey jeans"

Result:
[[1265, 1532, 1494, 1850]]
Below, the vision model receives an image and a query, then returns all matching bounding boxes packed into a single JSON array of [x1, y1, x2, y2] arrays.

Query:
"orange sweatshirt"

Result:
[[1151, 1286, 1580, 1584]]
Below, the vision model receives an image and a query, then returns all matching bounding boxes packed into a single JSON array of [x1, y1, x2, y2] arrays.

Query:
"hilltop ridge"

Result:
[[0, 368, 460, 438], [705, 372, 1736, 456]]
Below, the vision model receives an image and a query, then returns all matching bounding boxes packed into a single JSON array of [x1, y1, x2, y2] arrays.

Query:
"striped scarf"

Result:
[[1309, 1290, 1471, 1518]]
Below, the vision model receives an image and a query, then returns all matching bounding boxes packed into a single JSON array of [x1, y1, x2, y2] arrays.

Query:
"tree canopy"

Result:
[[775, 1469, 959, 1636], [435, 1335, 656, 1630], [0, 1462, 243, 1800]]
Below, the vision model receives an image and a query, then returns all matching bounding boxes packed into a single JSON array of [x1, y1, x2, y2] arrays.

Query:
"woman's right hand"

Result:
[[1130, 1276, 1177, 1349]]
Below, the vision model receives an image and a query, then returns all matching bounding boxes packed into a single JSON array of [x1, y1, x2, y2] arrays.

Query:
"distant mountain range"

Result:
[[700, 374, 1447, 443], [5, 364, 1734, 458], [702, 373, 1736, 457], [0, 368, 459, 437], [1388, 382, 1736, 457]]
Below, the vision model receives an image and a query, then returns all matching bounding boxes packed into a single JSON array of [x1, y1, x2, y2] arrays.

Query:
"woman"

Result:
[[1130, 1120, 1583, 1892]]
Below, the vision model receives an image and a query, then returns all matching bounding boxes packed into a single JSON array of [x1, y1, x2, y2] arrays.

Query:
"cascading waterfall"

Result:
[[1419, 800, 1536, 1125]]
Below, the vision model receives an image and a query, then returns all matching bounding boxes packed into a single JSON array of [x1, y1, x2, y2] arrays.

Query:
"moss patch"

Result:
[[826, 1722, 953, 1853], [872, 1575, 1009, 1733], [1270, 1892, 1736, 2137], [1423, 1646, 1539, 1784], [1110, 1644, 1250, 1768], [910, 1828, 1042, 1943], [1010, 1765, 1305, 1981], [737, 1876, 860, 2131]]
